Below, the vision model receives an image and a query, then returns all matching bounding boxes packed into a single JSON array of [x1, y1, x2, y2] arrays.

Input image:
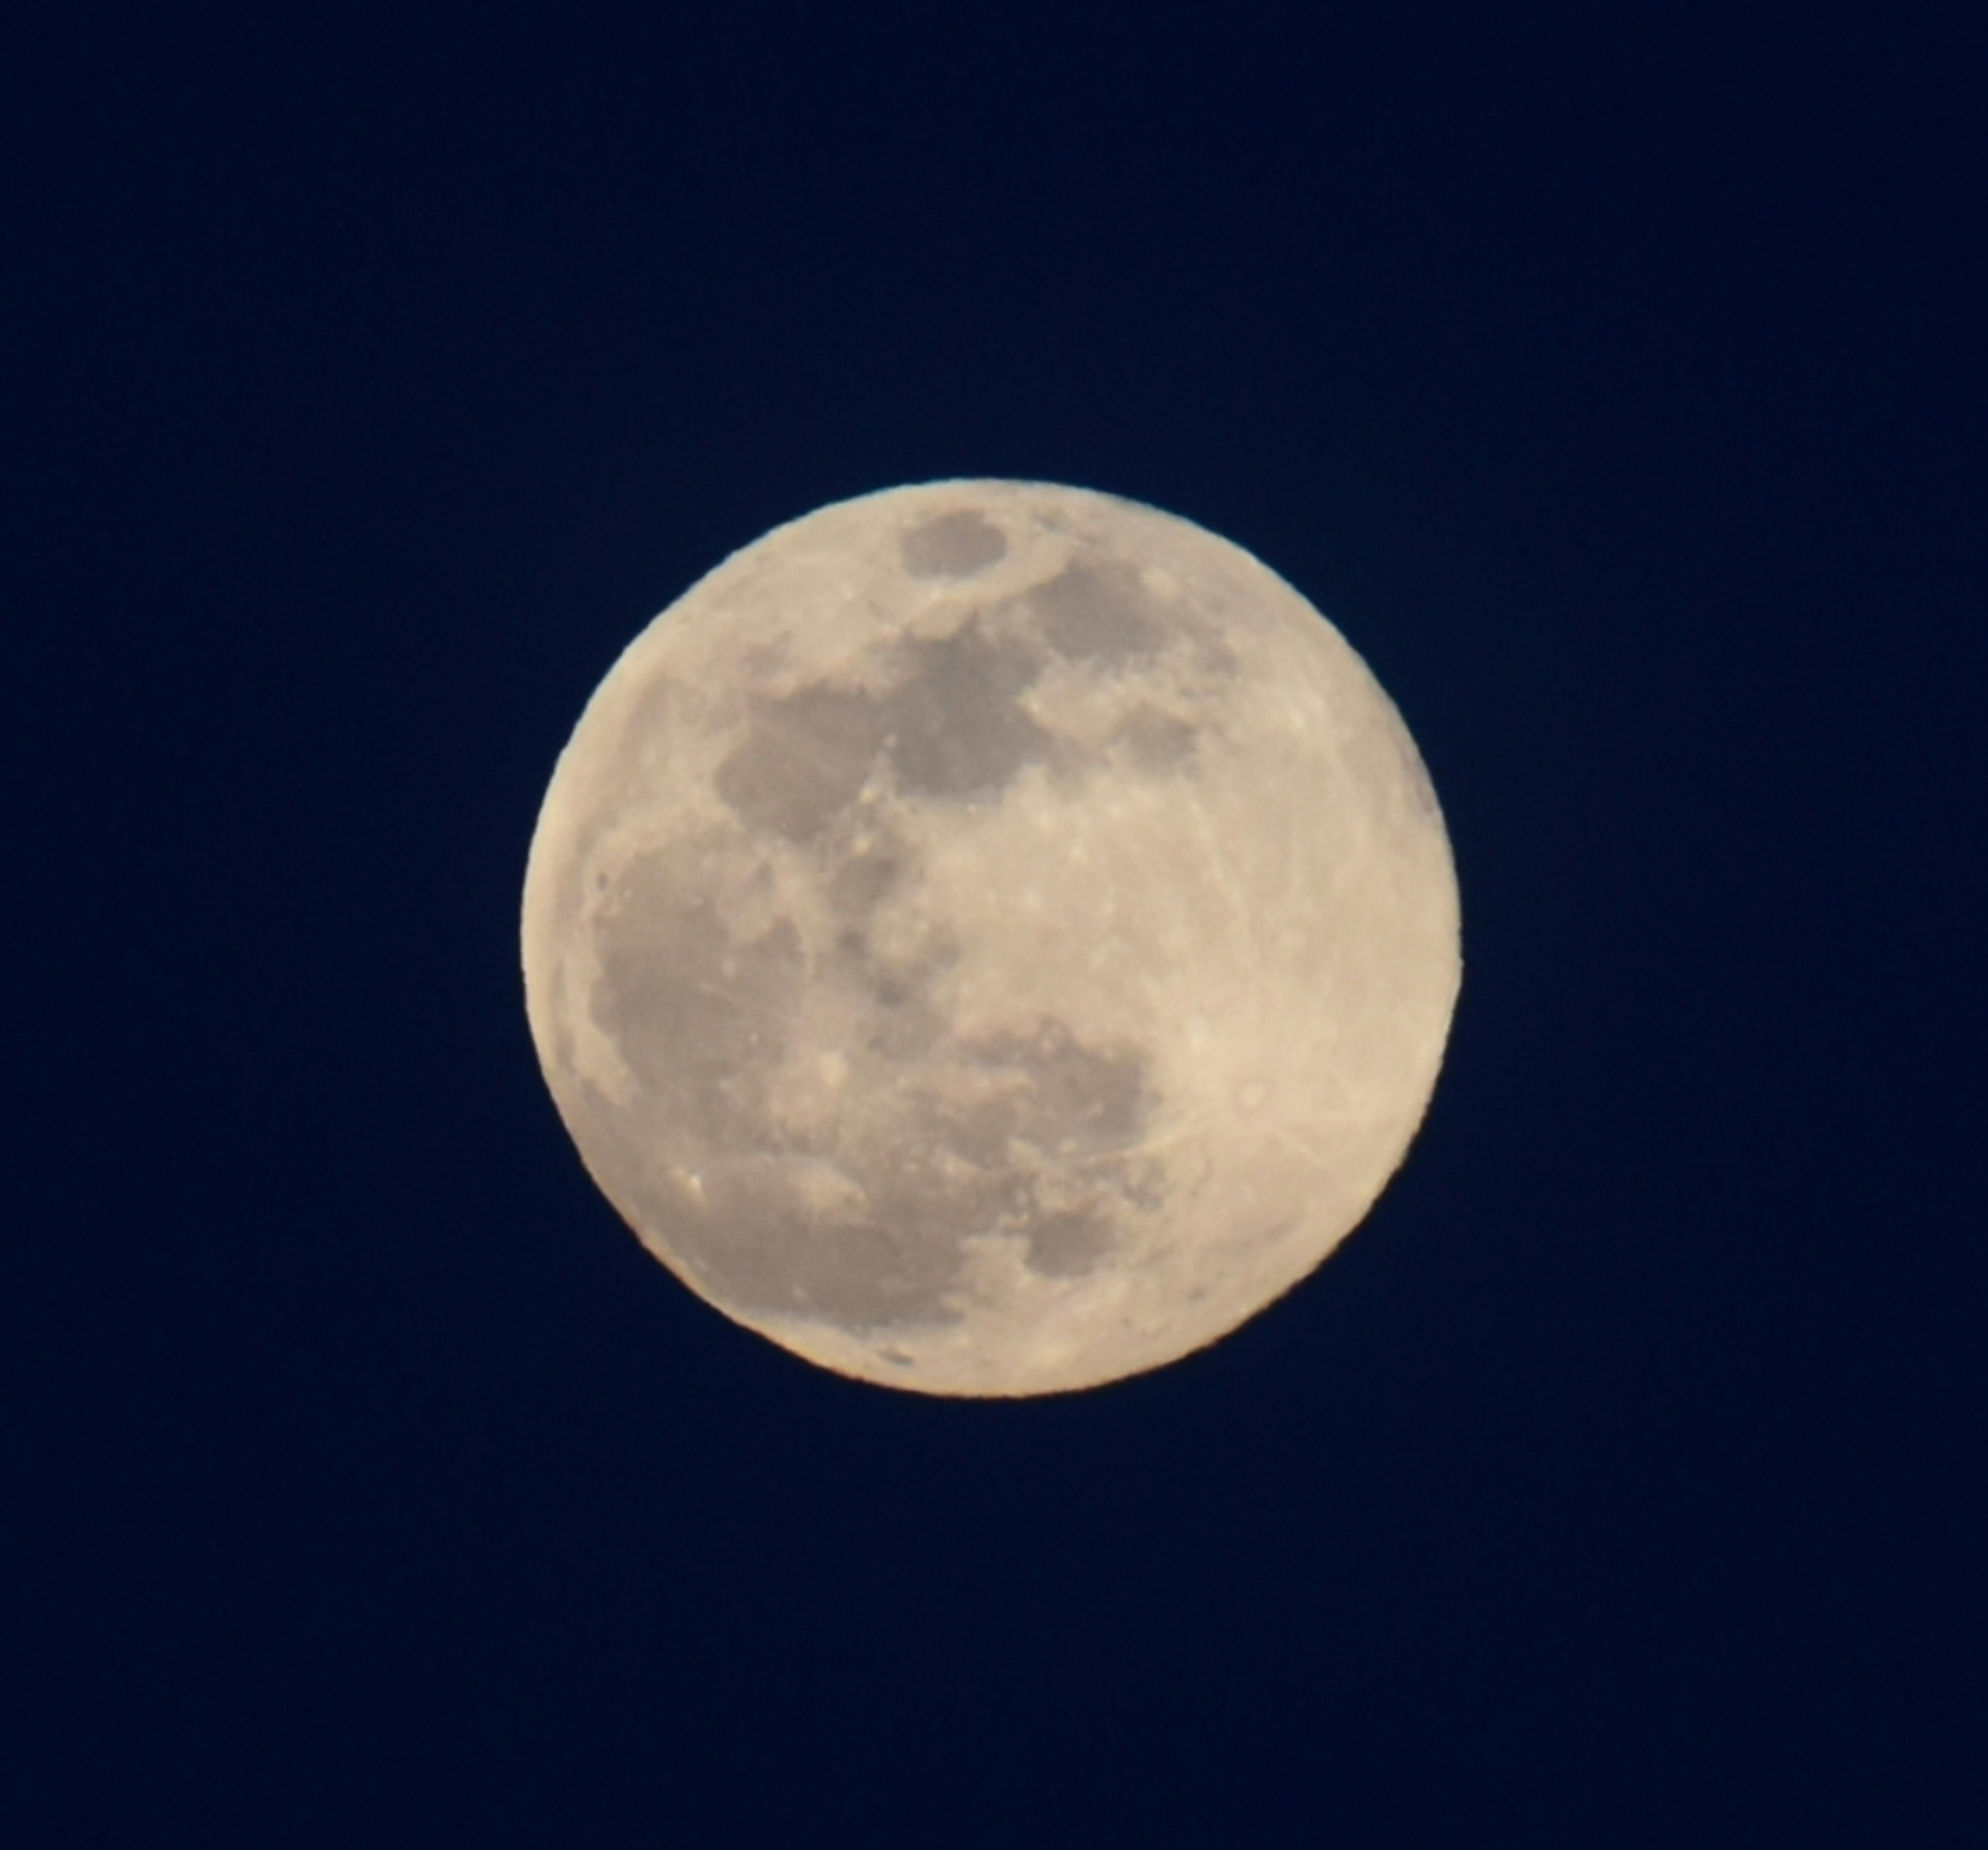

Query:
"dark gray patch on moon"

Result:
[[1032, 562, 1165, 665], [879, 622, 1049, 802], [825, 833, 904, 916], [1114, 706, 1198, 772], [590, 854, 803, 1136], [900, 510, 1008, 579], [1025, 1208, 1120, 1278], [963, 1018, 1150, 1157], [715, 684, 882, 842], [715, 613, 1058, 844]]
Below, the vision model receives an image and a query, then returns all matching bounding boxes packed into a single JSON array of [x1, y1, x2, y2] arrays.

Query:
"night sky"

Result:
[[9, 5, 1983, 1843]]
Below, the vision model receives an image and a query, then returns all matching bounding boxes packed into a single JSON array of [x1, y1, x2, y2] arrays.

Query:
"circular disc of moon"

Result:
[[522, 481, 1460, 1396]]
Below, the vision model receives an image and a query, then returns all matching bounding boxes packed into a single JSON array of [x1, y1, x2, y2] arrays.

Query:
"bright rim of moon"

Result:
[[522, 481, 1460, 1396]]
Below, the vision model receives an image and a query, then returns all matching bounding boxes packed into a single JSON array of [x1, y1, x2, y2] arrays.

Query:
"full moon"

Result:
[[522, 481, 1460, 1396]]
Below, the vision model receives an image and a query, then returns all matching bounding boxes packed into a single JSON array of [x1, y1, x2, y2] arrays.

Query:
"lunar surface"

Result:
[[522, 481, 1460, 1396]]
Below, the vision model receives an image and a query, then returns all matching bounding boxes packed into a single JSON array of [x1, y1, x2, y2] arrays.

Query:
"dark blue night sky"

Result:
[[8, 5, 1982, 1843]]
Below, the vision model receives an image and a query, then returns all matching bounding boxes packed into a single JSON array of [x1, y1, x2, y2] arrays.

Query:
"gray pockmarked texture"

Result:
[[522, 481, 1461, 1396]]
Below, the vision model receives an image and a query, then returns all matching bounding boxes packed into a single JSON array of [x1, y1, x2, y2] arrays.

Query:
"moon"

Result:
[[522, 481, 1460, 1396]]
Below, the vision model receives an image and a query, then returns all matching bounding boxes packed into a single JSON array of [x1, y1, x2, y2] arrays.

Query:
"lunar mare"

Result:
[[522, 481, 1460, 1395]]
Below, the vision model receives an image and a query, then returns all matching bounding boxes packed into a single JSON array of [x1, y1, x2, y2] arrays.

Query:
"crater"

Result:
[[900, 510, 1008, 579]]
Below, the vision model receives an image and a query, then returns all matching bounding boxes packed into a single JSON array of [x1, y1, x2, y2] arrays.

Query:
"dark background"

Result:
[[7, 4, 1983, 1843]]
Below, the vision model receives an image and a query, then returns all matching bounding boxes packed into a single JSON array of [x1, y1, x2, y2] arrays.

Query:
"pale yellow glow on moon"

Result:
[[522, 482, 1460, 1396]]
